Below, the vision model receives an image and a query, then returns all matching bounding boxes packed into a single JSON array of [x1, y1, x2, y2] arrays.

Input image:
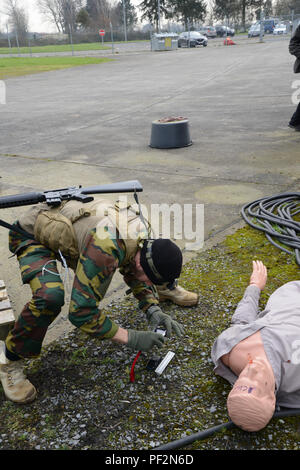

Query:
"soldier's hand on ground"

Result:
[[127, 329, 165, 351], [146, 305, 184, 338], [249, 260, 267, 291]]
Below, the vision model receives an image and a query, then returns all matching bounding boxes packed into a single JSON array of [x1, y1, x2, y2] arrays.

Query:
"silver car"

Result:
[[248, 23, 264, 37], [198, 26, 217, 38]]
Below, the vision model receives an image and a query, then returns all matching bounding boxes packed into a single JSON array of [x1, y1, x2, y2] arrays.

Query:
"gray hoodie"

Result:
[[211, 281, 300, 408]]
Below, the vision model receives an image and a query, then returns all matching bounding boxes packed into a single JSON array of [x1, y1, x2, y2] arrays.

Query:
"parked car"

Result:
[[273, 23, 287, 35], [248, 23, 264, 37], [198, 26, 217, 38], [178, 31, 208, 48], [263, 18, 279, 33], [215, 25, 235, 37]]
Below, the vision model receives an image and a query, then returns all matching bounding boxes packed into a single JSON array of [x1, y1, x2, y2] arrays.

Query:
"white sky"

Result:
[[0, 0, 144, 33]]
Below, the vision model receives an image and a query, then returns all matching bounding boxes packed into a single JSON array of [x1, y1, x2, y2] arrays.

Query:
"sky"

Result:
[[0, 0, 144, 33]]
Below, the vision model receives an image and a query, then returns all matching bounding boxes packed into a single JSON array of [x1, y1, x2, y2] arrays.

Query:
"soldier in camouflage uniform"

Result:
[[0, 197, 198, 403]]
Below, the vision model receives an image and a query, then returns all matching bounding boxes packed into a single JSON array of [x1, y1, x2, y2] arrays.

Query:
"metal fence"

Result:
[[0, 27, 151, 51]]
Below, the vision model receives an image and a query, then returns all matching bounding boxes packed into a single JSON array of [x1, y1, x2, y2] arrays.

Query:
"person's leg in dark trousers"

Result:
[[289, 101, 300, 129]]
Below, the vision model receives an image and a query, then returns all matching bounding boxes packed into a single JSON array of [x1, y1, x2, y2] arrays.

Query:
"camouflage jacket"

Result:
[[68, 226, 159, 339]]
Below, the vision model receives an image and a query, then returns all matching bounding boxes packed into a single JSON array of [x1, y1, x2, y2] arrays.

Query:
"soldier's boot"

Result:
[[157, 284, 199, 307], [0, 344, 37, 404]]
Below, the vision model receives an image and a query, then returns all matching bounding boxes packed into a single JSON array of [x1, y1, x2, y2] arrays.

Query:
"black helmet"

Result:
[[140, 239, 182, 285]]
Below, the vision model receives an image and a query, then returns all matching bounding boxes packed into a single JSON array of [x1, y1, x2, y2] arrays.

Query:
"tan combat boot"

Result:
[[0, 343, 37, 404], [157, 284, 199, 307]]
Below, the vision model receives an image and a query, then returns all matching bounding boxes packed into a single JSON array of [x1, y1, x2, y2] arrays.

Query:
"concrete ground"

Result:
[[0, 35, 299, 344]]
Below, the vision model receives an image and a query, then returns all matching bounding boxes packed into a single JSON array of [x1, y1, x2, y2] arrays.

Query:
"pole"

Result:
[[15, 30, 21, 57], [110, 22, 114, 54], [28, 34, 32, 57], [6, 24, 12, 57], [69, 23, 74, 56], [158, 0, 161, 33], [226, 15, 229, 45], [259, 8, 264, 43], [122, 0, 127, 42]]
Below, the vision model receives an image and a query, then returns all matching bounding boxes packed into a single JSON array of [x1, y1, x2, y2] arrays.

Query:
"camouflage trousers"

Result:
[[5, 227, 66, 360]]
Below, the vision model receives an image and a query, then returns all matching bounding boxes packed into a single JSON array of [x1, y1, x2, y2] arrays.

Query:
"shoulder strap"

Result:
[[0, 218, 33, 239]]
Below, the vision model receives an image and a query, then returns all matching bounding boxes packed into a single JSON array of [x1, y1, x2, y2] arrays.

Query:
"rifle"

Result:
[[0, 180, 143, 238], [0, 180, 143, 209]]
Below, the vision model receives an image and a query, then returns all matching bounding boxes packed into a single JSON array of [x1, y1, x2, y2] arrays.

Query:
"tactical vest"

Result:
[[18, 198, 150, 267]]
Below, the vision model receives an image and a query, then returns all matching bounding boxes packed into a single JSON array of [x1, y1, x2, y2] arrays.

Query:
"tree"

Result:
[[274, 0, 300, 14], [38, 0, 84, 34], [167, 0, 207, 28], [113, 0, 137, 30], [38, 0, 64, 32], [138, 0, 169, 32], [76, 7, 90, 29], [212, 0, 240, 23], [85, 0, 113, 30], [251, 0, 273, 20], [213, 0, 272, 29], [5, 0, 28, 44]]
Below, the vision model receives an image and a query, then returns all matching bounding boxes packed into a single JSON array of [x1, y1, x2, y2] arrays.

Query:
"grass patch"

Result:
[[0, 56, 112, 79], [0, 40, 148, 56], [0, 43, 111, 55]]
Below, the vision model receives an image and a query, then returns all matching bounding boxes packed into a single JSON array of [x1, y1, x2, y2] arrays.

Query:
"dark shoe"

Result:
[[288, 123, 300, 131]]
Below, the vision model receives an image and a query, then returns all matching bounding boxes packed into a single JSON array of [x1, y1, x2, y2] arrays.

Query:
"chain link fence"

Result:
[[0, 26, 154, 57]]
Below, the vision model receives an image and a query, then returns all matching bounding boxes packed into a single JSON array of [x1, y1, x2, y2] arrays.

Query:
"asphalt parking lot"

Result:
[[0, 35, 299, 342]]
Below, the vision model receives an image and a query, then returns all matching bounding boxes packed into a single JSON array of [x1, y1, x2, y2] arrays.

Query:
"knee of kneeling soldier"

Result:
[[31, 288, 65, 315]]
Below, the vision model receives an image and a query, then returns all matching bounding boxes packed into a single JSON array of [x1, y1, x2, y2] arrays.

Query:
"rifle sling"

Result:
[[0, 218, 34, 239]]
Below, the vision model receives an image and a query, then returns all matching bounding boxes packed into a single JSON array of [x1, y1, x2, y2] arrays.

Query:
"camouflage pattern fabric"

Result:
[[6, 224, 158, 359], [6, 227, 65, 359]]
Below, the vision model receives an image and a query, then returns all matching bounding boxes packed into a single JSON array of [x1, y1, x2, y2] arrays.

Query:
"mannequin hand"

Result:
[[249, 260, 267, 290]]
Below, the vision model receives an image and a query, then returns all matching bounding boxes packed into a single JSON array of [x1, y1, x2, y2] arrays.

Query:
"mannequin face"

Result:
[[132, 250, 153, 286], [230, 357, 276, 403]]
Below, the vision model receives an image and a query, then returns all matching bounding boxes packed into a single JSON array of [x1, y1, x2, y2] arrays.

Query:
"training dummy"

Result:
[[211, 260, 300, 431]]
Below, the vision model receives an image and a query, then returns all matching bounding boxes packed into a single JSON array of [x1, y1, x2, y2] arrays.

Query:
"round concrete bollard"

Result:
[[149, 117, 192, 149]]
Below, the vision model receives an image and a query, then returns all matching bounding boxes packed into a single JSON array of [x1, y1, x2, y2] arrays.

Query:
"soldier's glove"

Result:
[[146, 305, 184, 338], [127, 329, 165, 352]]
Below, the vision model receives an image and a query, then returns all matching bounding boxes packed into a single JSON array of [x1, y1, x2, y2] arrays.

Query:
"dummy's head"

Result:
[[227, 356, 276, 432], [136, 239, 183, 286]]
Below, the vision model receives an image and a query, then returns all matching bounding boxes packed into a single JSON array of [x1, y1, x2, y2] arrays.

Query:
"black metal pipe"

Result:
[[154, 409, 300, 450]]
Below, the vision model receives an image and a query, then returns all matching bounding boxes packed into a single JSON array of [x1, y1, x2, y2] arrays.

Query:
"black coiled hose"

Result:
[[241, 192, 300, 266]]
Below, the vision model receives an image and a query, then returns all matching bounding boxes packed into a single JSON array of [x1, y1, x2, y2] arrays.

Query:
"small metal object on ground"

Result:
[[0, 280, 15, 340], [150, 116, 192, 149], [155, 351, 175, 375]]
